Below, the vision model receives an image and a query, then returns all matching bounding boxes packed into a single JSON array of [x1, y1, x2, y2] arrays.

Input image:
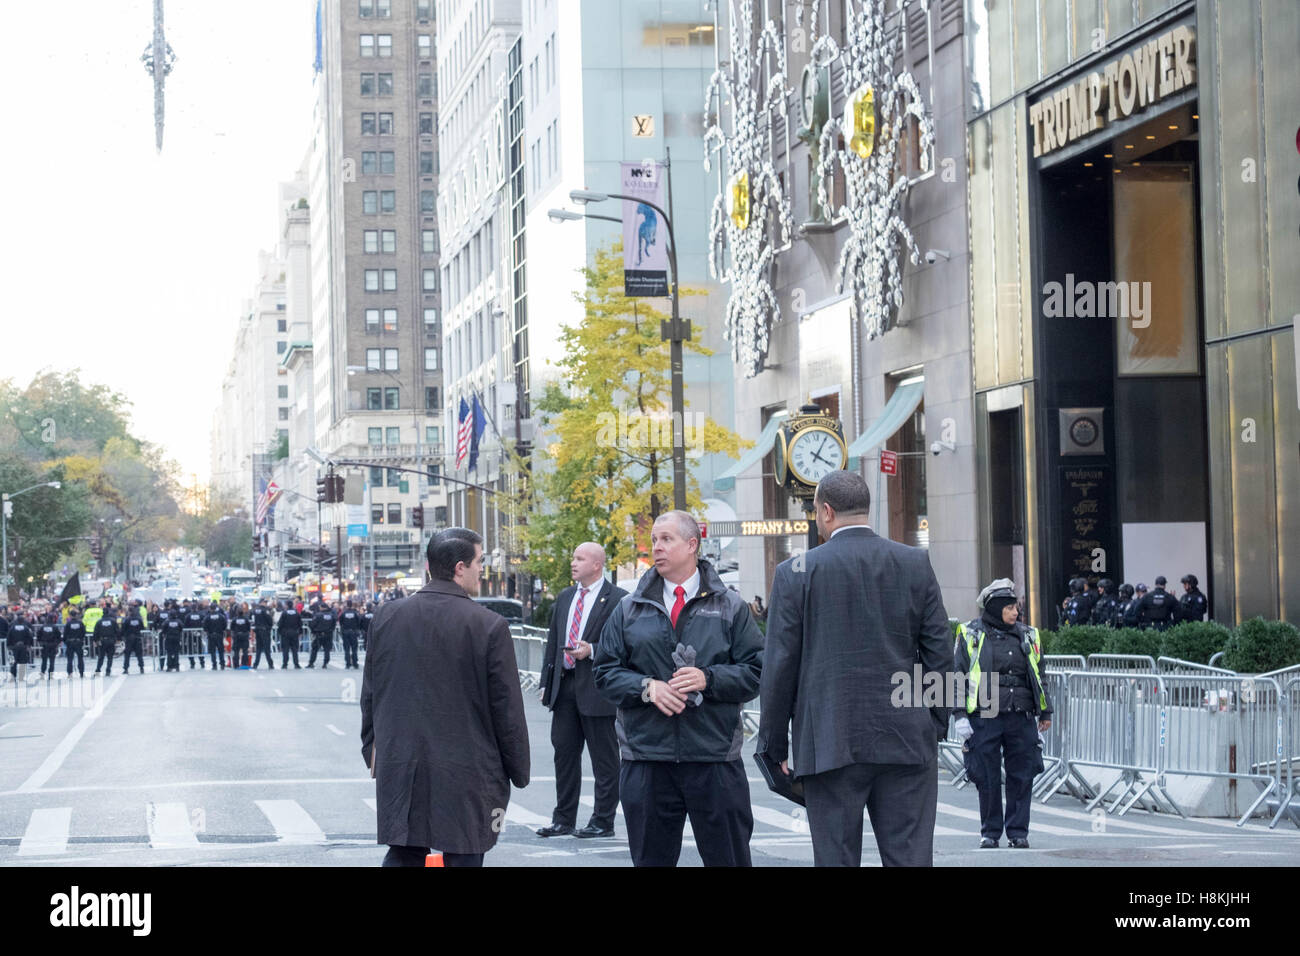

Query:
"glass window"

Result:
[[420, 190, 435, 213], [418, 72, 433, 97], [364, 269, 379, 291], [386, 467, 401, 486], [425, 386, 439, 410], [383, 347, 398, 370], [418, 35, 432, 58], [416, 0, 431, 19], [380, 150, 395, 174], [360, 73, 375, 95], [278, 406, 289, 420], [387, 503, 402, 525], [371, 504, 384, 524], [367, 428, 382, 446], [369, 465, 384, 486], [377, 72, 393, 95], [383, 308, 398, 331], [380, 190, 396, 213], [423, 307, 438, 331], [381, 229, 396, 253], [361, 112, 376, 135], [362, 190, 378, 214], [384, 387, 399, 410], [424, 347, 438, 371], [366, 388, 382, 410], [277, 318, 286, 332], [363, 229, 378, 253], [378, 112, 393, 135], [365, 308, 379, 331], [376, 0, 390, 16], [419, 113, 433, 135], [377, 35, 392, 57], [386, 430, 400, 448], [360, 34, 375, 56], [366, 348, 381, 369], [382, 269, 397, 291], [276, 341, 287, 354], [359, 0, 373, 16], [425, 426, 440, 445], [422, 229, 436, 253], [419, 151, 434, 175], [429, 467, 442, 489], [422, 269, 437, 292], [361, 151, 377, 174], [278, 384, 288, 399]]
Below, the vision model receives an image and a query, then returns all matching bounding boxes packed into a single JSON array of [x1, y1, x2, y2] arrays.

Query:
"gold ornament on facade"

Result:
[[845, 84, 876, 159], [726, 169, 751, 230]]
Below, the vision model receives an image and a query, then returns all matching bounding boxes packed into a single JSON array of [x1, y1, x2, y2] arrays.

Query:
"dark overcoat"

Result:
[[360, 579, 530, 853]]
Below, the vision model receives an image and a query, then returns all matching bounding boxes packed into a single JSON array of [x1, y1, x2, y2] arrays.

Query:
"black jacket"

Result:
[[540, 580, 619, 717], [593, 559, 762, 763], [278, 608, 303, 634], [310, 609, 337, 636], [63, 621, 87, 645], [253, 607, 274, 632], [37, 624, 62, 650], [339, 609, 363, 634], [1178, 588, 1207, 622], [953, 618, 1053, 720], [1137, 588, 1180, 628], [203, 611, 228, 636], [230, 615, 251, 638], [93, 617, 119, 644], [123, 615, 145, 639]]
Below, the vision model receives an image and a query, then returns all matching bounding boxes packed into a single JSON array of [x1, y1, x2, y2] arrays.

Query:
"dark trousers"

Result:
[[253, 631, 273, 668], [620, 759, 752, 867], [66, 642, 84, 676], [165, 639, 180, 671], [966, 710, 1040, 842], [208, 634, 226, 669], [232, 638, 249, 668], [121, 638, 144, 673], [341, 633, 359, 668], [382, 845, 483, 867], [281, 634, 301, 668], [548, 673, 620, 829], [96, 643, 116, 674], [309, 635, 331, 667], [802, 753, 938, 867], [40, 647, 59, 675]]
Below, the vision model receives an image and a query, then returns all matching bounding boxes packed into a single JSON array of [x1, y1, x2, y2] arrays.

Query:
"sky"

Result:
[[0, 0, 317, 487]]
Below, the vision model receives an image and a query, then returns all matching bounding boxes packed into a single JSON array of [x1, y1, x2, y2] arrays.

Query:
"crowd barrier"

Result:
[[1275, 677, 1300, 827], [510, 624, 548, 692]]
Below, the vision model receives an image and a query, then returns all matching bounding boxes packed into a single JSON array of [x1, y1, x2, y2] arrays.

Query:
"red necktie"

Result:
[[670, 585, 686, 628], [564, 587, 586, 669]]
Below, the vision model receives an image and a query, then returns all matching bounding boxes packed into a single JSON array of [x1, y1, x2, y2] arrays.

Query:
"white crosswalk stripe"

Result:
[[363, 798, 377, 812], [18, 807, 71, 856], [147, 802, 199, 848], [255, 799, 327, 844], [505, 803, 551, 827]]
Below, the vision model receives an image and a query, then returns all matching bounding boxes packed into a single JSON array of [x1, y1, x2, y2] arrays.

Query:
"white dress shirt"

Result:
[[662, 567, 701, 612], [829, 523, 872, 539], [564, 581, 599, 644]]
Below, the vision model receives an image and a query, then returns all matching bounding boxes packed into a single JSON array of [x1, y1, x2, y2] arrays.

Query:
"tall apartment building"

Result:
[[309, 0, 445, 583]]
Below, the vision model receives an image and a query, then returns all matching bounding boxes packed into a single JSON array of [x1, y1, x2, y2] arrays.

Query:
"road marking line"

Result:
[[296, 705, 308, 712], [505, 804, 551, 826], [274, 689, 284, 697], [578, 795, 624, 817], [750, 805, 804, 832], [18, 676, 126, 793], [255, 799, 327, 844], [1031, 803, 1211, 836], [0, 722, 13, 732], [363, 798, 377, 812], [0, 777, 374, 796], [147, 802, 199, 848], [18, 807, 71, 856], [325, 724, 346, 736]]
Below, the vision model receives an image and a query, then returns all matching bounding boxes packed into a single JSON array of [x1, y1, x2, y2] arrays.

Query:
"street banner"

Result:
[[621, 161, 669, 297]]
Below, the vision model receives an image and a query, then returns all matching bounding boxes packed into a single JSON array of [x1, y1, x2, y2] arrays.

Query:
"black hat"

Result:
[[1098, 578, 1114, 591], [1135, 583, 1148, 592], [1155, 575, 1167, 587], [1181, 573, 1197, 587], [1068, 578, 1084, 593]]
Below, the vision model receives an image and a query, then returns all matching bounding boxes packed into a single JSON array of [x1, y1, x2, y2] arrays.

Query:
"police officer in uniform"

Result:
[[1178, 574, 1208, 622], [183, 602, 207, 668], [37, 615, 62, 680], [1060, 578, 1089, 627], [63, 609, 88, 678], [278, 601, 303, 669], [307, 600, 337, 669], [160, 612, 184, 672], [121, 606, 146, 674], [93, 607, 120, 676], [338, 600, 362, 669], [1090, 579, 1119, 626], [252, 599, 275, 669], [230, 604, 253, 668], [1114, 584, 1136, 628], [204, 602, 229, 669], [1137, 575, 1180, 631], [953, 579, 1053, 849], [8, 614, 33, 681]]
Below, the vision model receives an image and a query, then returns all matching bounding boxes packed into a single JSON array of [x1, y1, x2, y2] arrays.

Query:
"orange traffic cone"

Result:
[[425, 852, 444, 867]]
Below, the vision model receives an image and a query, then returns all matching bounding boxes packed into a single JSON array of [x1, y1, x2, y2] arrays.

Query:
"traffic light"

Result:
[[90, 537, 102, 559], [330, 473, 346, 503], [412, 505, 424, 529], [316, 476, 328, 503], [253, 535, 262, 553]]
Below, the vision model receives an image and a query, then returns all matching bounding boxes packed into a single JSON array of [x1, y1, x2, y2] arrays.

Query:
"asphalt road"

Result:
[[1, 663, 1297, 867]]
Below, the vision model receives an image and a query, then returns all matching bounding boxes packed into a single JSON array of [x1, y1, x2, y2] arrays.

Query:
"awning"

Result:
[[713, 411, 789, 493], [846, 379, 925, 469]]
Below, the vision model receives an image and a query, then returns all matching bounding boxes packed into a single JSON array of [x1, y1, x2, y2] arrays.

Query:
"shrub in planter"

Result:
[[1160, 620, 1232, 665], [1221, 618, 1300, 674], [1101, 627, 1162, 658], [1050, 624, 1110, 658]]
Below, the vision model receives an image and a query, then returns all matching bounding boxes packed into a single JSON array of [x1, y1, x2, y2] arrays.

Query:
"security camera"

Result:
[[930, 441, 943, 456], [924, 249, 950, 264], [930, 439, 955, 456]]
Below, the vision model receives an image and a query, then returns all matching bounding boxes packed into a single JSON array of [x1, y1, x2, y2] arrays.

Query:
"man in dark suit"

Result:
[[536, 542, 621, 839], [756, 471, 952, 867], [360, 527, 530, 867]]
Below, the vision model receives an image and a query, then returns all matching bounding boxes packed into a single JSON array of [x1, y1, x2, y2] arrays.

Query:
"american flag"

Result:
[[255, 479, 282, 527], [454, 397, 472, 470]]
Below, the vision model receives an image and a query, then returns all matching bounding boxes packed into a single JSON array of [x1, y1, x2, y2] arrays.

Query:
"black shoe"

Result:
[[573, 825, 614, 839], [294, 664, 301, 669], [535, 823, 574, 838], [978, 838, 999, 849], [1008, 838, 1030, 849], [306, 664, 314, 669]]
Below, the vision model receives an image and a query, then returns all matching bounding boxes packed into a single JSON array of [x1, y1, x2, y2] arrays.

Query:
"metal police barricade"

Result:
[[1272, 677, 1300, 829], [1156, 656, 1236, 678], [180, 628, 205, 661], [1085, 654, 1158, 674], [509, 624, 548, 690], [1032, 669, 1093, 801], [1160, 672, 1285, 827], [1055, 670, 1181, 817], [1043, 654, 1087, 671], [939, 715, 969, 786]]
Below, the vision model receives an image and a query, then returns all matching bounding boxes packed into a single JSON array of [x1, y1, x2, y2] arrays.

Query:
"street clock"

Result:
[[774, 404, 848, 500]]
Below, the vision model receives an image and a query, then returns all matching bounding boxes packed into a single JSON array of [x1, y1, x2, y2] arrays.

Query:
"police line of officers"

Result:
[[1058, 573, 1208, 630], [2, 597, 376, 678]]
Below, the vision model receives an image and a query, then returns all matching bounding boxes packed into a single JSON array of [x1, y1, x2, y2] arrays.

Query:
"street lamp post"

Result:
[[2, 481, 62, 591], [562, 152, 689, 512]]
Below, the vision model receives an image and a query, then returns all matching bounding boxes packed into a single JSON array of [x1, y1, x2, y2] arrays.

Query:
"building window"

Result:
[[276, 341, 287, 354], [371, 504, 384, 524], [419, 113, 433, 135], [376, 0, 390, 16], [420, 190, 435, 213], [367, 388, 382, 410], [422, 229, 436, 253], [277, 318, 287, 332], [278, 384, 288, 399], [384, 387, 399, 410], [383, 308, 398, 330], [369, 465, 384, 486], [361, 151, 377, 174], [361, 112, 376, 135], [278, 406, 289, 420], [377, 34, 392, 57], [423, 307, 438, 331], [382, 268, 397, 291], [388, 503, 402, 525], [418, 34, 432, 59], [380, 190, 396, 213], [387, 467, 401, 485], [366, 348, 381, 370], [359, 0, 373, 16], [377, 72, 393, 95], [364, 229, 379, 253], [364, 269, 380, 292], [425, 426, 440, 445], [419, 151, 434, 175], [379, 150, 395, 174], [429, 466, 442, 488], [360, 72, 375, 95], [365, 308, 380, 331], [362, 190, 378, 214], [416, 0, 431, 20], [422, 269, 437, 292], [381, 229, 396, 253], [384, 347, 399, 371], [425, 386, 440, 410], [386, 431, 401, 451], [368, 427, 383, 446], [418, 72, 433, 97], [424, 347, 438, 371], [547, 32, 556, 89], [378, 112, 393, 135], [360, 34, 375, 56]]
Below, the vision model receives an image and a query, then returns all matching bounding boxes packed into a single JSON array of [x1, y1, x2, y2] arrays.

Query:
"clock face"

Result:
[[788, 428, 845, 484], [800, 64, 818, 128]]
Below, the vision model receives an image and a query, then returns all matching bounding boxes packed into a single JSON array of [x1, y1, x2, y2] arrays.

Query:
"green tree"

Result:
[[182, 489, 253, 569], [0, 370, 133, 460], [0, 455, 93, 590], [522, 240, 750, 593]]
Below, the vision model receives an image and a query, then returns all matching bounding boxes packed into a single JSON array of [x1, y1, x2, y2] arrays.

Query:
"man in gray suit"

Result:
[[756, 471, 952, 866]]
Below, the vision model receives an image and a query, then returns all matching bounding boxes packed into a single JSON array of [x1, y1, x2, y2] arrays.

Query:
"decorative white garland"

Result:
[[703, 0, 794, 379]]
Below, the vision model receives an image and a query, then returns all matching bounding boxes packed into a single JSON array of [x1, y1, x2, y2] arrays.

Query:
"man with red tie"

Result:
[[593, 512, 764, 867], [536, 543, 622, 839]]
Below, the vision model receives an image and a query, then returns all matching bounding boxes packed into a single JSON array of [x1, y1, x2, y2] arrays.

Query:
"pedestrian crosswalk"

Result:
[[3, 790, 1294, 859]]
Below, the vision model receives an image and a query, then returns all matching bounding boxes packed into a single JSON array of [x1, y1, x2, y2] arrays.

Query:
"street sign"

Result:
[[699, 521, 708, 539], [880, 449, 898, 475]]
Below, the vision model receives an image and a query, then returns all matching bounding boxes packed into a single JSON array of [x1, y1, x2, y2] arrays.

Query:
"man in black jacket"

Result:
[[308, 601, 337, 669], [160, 613, 184, 672], [535, 542, 621, 839], [229, 605, 252, 669], [756, 472, 952, 867], [594, 511, 763, 867], [93, 607, 120, 676], [1137, 576, 1180, 631], [120, 606, 146, 674], [1178, 574, 1208, 622], [278, 602, 303, 669], [8, 614, 33, 680], [338, 601, 363, 670], [183, 602, 207, 668], [63, 609, 88, 678], [252, 599, 275, 669], [37, 615, 62, 680], [203, 603, 228, 669]]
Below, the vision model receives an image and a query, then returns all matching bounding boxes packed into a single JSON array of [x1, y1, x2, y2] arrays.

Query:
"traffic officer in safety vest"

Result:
[[952, 579, 1052, 849]]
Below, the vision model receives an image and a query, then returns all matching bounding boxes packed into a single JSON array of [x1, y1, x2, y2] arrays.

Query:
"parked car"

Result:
[[471, 597, 524, 623]]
